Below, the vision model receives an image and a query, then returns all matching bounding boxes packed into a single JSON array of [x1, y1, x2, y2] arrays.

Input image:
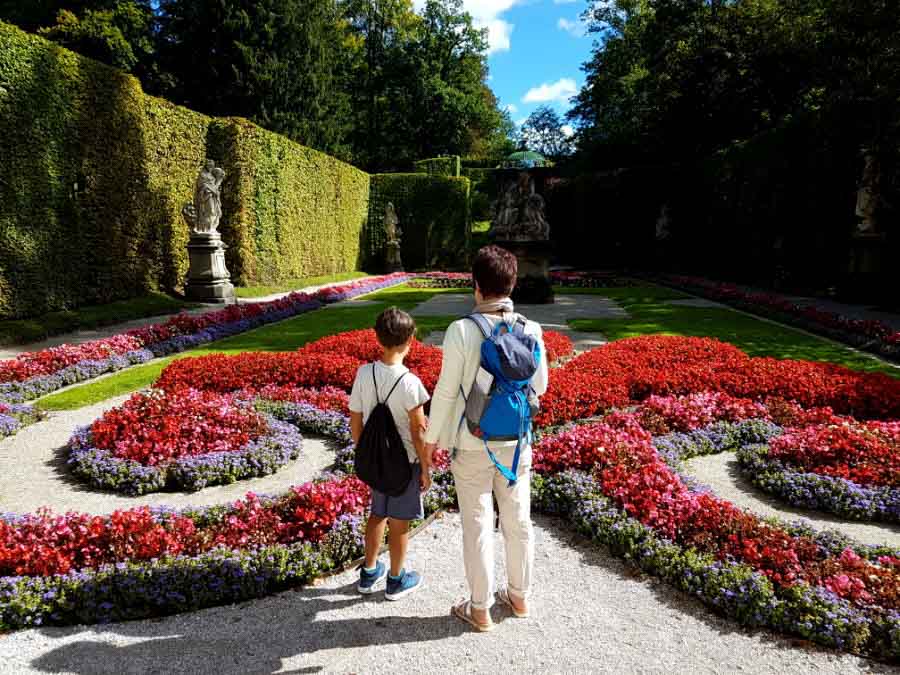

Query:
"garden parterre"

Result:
[[3, 328, 900, 660]]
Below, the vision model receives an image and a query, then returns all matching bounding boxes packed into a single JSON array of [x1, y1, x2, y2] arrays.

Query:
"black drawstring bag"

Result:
[[354, 368, 413, 497]]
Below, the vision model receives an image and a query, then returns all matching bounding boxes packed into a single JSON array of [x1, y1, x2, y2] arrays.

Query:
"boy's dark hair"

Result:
[[472, 245, 518, 297], [375, 307, 417, 348]]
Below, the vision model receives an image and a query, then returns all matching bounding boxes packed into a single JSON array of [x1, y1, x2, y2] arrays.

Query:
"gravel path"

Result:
[[684, 452, 900, 549], [1, 513, 890, 675], [0, 396, 335, 516], [413, 293, 621, 353]]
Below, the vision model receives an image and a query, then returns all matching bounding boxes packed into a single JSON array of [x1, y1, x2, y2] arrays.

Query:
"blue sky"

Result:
[[414, 0, 598, 133]]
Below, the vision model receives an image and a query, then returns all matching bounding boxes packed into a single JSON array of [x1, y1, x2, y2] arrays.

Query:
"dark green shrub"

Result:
[[414, 156, 461, 177], [368, 174, 470, 271]]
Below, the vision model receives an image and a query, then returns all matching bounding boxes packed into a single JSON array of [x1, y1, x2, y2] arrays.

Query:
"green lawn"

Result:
[[38, 281, 896, 412], [235, 271, 369, 298], [567, 286, 900, 377], [37, 285, 464, 411], [0, 292, 195, 346]]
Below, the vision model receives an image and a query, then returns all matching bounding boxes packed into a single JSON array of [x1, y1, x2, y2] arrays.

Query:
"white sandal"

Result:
[[452, 600, 495, 632]]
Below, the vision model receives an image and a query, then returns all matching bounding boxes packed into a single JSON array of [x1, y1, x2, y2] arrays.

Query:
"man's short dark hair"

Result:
[[472, 245, 518, 298], [375, 307, 417, 348]]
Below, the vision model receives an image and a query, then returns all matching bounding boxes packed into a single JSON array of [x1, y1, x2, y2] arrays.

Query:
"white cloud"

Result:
[[412, 0, 519, 54], [504, 103, 519, 114], [522, 78, 578, 105], [561, 124, 575, 137], [557, 17, 587, 38]]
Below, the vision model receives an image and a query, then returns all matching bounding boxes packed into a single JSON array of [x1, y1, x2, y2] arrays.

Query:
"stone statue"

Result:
[[384, 202, 404, 272], [181, 159, 234, 302], [183, 160, 226, 235], [384, 202, 401, 243], [855, 150, 881, 235], [489, 172, 550, 242], [655, 203, 671, 241]]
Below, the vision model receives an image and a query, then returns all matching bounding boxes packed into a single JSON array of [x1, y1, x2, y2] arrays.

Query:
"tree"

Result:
[[156, 0, 351, 158], [520, 106, 573, 159], [38, 2, 154, 73]]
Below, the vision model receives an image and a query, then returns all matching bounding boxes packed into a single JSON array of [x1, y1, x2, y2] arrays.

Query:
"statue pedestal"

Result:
[[847, 231, 888, 296], [385, 241, 404, 273], [185, 232, 235, 303], [496, 239, 554, 305]]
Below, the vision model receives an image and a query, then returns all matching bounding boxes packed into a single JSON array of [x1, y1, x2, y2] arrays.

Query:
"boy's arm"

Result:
[[350, 411, 364, 445], [408, 404, 431, 491]]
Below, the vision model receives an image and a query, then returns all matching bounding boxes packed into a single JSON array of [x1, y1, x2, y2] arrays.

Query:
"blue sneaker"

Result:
[[385, 569, 422, 601], [358, 561, 386, 594]]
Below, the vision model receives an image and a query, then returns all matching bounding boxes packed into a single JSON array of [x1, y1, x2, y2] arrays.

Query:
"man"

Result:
[[424, 245, 549, 632]]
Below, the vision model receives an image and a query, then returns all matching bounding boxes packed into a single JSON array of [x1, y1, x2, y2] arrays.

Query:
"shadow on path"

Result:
[[29, 582, 468, 675]]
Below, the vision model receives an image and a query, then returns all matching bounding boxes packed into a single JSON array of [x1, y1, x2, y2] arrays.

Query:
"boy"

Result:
[[349, 307, 431, 600]]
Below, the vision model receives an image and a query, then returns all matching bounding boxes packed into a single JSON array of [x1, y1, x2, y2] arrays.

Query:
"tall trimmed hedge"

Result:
[[212, 119, 370, 285], [368, 174, 470, 271], [414, 156, 461, 177], [0, 21, 209, 318], [0, 22, 372, 319]]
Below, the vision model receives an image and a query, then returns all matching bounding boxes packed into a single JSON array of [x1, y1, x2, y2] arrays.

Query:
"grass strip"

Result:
[[37, 285, 463, 411], [235, 272, 369, 298]]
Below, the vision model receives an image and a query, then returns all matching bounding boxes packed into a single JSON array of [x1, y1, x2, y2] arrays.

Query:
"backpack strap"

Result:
[[373, 365, 407, 404], [383, 371, 407, 403], [512, 316, 527, 337], [464, 313, 492, 339]]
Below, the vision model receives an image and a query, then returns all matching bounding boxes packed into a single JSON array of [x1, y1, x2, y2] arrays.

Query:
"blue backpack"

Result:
[[460, 314, 541, 486]]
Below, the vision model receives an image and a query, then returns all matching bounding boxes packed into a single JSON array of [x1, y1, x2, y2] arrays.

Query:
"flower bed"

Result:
[[658, 274, 900, 362], [67, 390, 303, 495], [536, 335, 900, 427], [0, 274, 412, 408], [0, 390, 460, 630], [0, 402, 42, 439], [5, 332, 900, 661]]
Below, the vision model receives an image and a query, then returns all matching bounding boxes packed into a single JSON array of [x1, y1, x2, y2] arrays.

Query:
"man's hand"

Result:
[[419, 463, 433, 492], [424, 442, 438, 463]]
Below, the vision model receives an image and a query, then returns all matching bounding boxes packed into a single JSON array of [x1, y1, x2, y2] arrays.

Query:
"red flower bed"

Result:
[[0, 335, 144, 383], [536, 336, 900, 427], [768, 421, 900, 488], [0, 507, 197, 576], [543, 331, 574, 363], [534, 415, 900, 609], [0, 476, 369, 577], [256, 385, 350, 414], [90, 390, 268, 466]]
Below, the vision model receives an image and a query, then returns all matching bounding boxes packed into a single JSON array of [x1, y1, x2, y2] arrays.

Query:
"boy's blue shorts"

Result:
[[370, 463, 424, 521]]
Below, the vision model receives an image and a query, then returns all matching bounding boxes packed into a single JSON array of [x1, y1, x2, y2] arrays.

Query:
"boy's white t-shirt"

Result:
[[349, 361, 430, 463]]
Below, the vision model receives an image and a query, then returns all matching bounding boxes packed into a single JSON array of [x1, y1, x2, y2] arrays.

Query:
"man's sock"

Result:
[[388, 569, 405, 580], [363, 565, 378, 575]]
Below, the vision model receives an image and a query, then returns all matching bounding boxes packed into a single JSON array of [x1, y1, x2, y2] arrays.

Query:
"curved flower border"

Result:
[[0, 400, 457, 630], [67, 415, 303, 496], [737, 443, 900, 525]]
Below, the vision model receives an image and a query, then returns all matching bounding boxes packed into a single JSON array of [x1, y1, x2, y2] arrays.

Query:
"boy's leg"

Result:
[[364, 515, 388, 569], [451, 447, 497, 621], [493, 445, 534, 611], [387, 518, 410, 576]]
